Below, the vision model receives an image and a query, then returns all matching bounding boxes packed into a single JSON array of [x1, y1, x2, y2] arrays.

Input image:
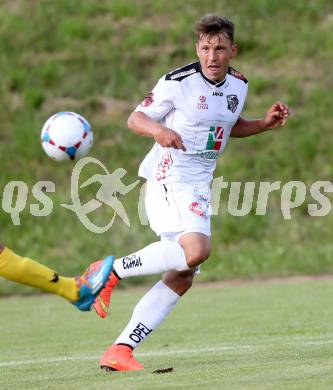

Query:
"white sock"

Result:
[[115, 280, 180, 348], [113, 241, 189, 279]]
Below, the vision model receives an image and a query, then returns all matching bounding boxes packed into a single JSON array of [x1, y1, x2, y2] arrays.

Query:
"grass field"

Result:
[[1, 279, 333, 389]]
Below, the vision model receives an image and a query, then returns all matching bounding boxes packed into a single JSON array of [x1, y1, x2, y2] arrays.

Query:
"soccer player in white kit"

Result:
[[93, 14, 290, 371]]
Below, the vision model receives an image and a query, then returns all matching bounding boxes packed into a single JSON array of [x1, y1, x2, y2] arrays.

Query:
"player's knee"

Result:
[[179, 234, 211, 268], [185, 245, 211, 267]]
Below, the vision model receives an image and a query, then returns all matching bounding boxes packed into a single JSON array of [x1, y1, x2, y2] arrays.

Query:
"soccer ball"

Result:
[[41, 112, 93, 161]]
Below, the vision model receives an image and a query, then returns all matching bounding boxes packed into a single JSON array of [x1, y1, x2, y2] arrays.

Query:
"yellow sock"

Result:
[[0, 247, 79, 301]]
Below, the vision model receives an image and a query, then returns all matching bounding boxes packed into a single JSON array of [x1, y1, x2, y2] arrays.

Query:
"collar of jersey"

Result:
[[197, 62, 227, 88]]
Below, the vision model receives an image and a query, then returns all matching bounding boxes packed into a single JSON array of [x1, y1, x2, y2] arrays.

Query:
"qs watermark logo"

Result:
[[61, 157, 139, 233], [1, 157, 333, 233]]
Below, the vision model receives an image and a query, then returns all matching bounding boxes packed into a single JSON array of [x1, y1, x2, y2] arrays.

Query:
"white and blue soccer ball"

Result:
[[41, 111, 93, 161]]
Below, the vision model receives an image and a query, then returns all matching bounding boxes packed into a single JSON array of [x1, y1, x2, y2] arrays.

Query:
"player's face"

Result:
[[196, 33, 237, 81]]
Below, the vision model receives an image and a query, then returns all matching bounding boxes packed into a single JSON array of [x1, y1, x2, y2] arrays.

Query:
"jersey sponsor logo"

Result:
[[212, 91, 223, 96], [129, 322, 152, 344], [199, 150, 219, 159], [206, 126, 224, 151], [170, 68, 196, 80], [122, 254, 142, 270], [197, 95, 208, 110], [156, 149, 173, 181], [227, 95, 239, 113], [140, 92, 154, 107]]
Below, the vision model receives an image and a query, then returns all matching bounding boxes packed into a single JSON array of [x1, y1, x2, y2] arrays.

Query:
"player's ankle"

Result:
[[0, 244, 5, 253]]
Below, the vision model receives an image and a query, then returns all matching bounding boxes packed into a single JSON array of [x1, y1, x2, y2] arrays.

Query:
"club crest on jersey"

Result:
[[197, 95, 208, 110], [141, 92, 154, 107], [227, 95, 239, 113]]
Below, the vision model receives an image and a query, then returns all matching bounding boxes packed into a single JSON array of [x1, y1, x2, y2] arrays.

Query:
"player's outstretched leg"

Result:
[[0, 243, 114, 311], [92, 240, 190, 319]]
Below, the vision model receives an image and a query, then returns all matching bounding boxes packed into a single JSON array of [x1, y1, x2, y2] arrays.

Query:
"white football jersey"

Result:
[[136, 61, 248, 184]]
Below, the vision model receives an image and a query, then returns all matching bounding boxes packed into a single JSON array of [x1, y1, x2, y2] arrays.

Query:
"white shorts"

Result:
[[144, 180, 212, 242]]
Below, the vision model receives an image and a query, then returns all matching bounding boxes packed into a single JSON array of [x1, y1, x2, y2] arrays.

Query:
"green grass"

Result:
[[1, 279, 333, 389], [1, 0, 333, 293]]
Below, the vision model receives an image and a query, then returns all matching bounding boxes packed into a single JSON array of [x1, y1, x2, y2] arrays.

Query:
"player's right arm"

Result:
[[127, 76, 186, 151], [127, 111, 186, 151]]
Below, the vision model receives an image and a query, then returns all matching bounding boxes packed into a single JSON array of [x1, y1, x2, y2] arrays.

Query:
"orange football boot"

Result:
[[73, 256, 114, 311], [100, 344, 144, 371], [91, 260, 119, 318]]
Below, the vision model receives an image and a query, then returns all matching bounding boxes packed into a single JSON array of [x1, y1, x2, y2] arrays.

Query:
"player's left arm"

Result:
[[230, 101, 290, 138]]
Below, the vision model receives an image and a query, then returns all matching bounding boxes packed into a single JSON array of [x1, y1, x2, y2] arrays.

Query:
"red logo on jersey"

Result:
[[197, 95, 208, 110], [156, 149, 173, 181], [189, 202, 205, 217], [141, 92, 154, 107]]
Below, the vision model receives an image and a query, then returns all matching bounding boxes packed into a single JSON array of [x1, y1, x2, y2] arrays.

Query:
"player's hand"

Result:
[[261, 101, 290, 130], [154, 127, 186, 151]]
